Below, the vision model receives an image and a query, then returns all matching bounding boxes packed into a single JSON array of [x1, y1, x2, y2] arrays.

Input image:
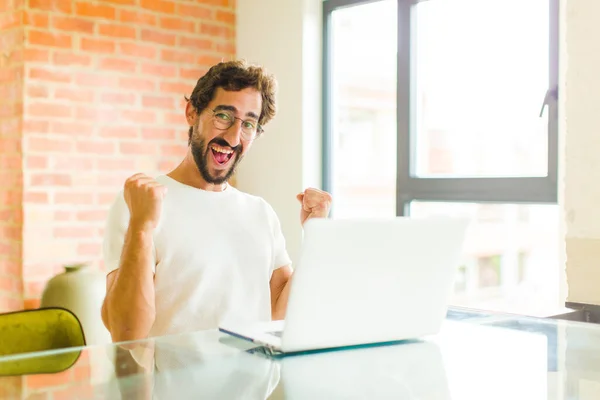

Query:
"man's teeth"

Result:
[[211, 145, 233, 154]]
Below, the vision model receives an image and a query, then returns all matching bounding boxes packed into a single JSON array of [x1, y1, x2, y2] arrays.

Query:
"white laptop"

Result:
[[219, 216, 468, 355]]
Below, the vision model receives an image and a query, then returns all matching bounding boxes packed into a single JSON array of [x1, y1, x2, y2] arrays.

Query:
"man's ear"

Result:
[[185, 101, 197, 126]]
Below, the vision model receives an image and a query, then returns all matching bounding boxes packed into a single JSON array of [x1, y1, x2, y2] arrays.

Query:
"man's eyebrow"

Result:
[[214, 105, 260, 120]]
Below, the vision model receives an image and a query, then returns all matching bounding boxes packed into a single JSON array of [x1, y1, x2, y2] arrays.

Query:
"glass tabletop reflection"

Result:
[[0, 307, 598, 399]]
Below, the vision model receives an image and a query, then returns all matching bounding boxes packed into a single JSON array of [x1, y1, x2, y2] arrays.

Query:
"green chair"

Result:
[[0, 307, 86, 376]]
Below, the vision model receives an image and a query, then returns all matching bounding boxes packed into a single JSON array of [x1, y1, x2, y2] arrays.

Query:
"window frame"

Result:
[[322, 0, 560, 216]]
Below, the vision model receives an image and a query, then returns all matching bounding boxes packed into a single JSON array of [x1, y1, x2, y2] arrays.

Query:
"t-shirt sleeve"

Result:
[[265, 202, 292, 271], [102, 191, 130, 274]]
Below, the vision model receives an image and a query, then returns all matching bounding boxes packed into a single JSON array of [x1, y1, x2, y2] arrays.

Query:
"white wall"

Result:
[[236, 0, 322, 264], [563, 0, 600, 305]]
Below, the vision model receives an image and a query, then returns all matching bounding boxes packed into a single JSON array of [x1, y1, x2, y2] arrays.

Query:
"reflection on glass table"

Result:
[[0, 308, 599, 399]]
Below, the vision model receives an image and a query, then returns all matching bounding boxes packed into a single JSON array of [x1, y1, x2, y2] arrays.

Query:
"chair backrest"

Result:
[[0, 307, 86, 376]]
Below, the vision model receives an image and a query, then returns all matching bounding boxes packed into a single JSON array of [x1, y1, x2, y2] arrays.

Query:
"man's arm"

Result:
[[101, 224, 156, 342], [101, 174, 166, 343], [270, 266, 293, 320]]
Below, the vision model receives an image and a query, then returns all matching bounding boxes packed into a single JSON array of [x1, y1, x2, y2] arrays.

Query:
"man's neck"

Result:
[[168, 156, 228, 192]]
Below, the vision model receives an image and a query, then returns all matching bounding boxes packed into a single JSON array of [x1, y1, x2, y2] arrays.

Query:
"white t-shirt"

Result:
[[102, 175, 292, 337]]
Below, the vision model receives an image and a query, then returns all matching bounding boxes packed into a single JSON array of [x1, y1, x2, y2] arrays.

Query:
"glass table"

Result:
[[0, 306, 598, 399]]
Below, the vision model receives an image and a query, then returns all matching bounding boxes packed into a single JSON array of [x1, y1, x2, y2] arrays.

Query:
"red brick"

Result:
[[28, 30, 72, 48], [99, 23, 137, 39], [75, 2, 116, 19], [27, 85, 49, 98], [98, 174, 128, 187], [55, 88, 95, 102], [180, 67, 206, 80], [163, 112, 184, 125], [141, 127, 176, 140], [24, 298, 40, 310], [26, 156, 48, 169], [54, 226, 96, 238], [216, 42, 235, 54], [118, 77, 156, 92], [52, 16, 95, 33], [100, 92, 136, 105], [23, 11, 50, 28], [177, 4, 212, 19], [0, 155, 22, 169], [161, 145, 186, 157], [98, 57, 137, 73], [27, 103, 72, 119], [23, 120, 49, 134], [161, 49, 196, 64], [0, 226, 21, 241], [160, 81, 192, 95], [0, 260, 20, 276], [96, 158, 135, 171], [159, 160, 178, 172], [119, 9, 156, 26], [140, 62, 176, 78], [119, 141, 157, 155], [216, 10, 235, 24], [142, 95, 174, 109], [29, 0, 72, 14], [24, 48, 50, 63], [202, 0, 229, 5], [50, 121, 92, 136], [120, 110, 156, 124], [97, 192, 118, 205], [54, 192, 94, 205], [25, 368, 72, 388], [52, 52, 92, 66], [52, 156, 94, 170], [198, 54, 227, 67], [160, 17, 195, 33], [179, 36, 213, 51], [54, 210, 72, 221], [81, 38, 115, 54], [0, 10, 21, 30], [27, 137, 72, 153], [141, 29, 176, 46], [76, 140, 116, 154], [118, 42, 156, 59], [75, 106, 115, 121], [99, 126, 138, 138], [30, 173, 71, 187], [74, 73, 118, 88], [140, 0, 175, 13], [28, 68, 71, 83], [24, 191, 48, 204], [76, 210, 106, 221], [102, 0, 136, 5], [200, 23, 233, 38]]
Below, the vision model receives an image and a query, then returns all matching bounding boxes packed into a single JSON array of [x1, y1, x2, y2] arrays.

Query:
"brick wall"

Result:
[[17, 0, 235, 309], [0, 0, 24, 312]]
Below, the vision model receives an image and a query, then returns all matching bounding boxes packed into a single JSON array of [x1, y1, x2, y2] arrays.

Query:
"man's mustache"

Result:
[[209, 138, 242, 153]]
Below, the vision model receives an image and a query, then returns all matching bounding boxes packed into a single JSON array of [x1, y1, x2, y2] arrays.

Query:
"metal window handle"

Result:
[[539, 86, 558, 117]]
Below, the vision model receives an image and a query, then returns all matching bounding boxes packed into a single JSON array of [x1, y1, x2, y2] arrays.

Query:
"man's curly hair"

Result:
[[185, 60, 277, 144]]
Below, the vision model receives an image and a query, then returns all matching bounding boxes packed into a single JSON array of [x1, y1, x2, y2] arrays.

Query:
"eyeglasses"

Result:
[[209, 109, 263, 141]]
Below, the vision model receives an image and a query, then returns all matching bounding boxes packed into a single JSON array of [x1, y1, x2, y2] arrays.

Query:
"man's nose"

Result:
[[223, 120, 242, 147]]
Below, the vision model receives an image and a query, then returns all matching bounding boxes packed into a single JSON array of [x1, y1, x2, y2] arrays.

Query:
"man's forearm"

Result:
[[102, 224, 156, 342], [272, 274, 293, 320]]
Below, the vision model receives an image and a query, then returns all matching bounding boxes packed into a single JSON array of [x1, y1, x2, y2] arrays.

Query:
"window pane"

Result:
[[410, 202, 560, 316], [413, 0, 549, 178], [329, 0, 397, 218]]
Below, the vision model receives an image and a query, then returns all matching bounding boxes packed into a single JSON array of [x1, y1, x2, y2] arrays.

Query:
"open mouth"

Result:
[[210, 144, 234, 166]]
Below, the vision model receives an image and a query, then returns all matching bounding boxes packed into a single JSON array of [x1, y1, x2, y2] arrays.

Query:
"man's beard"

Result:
[[190, 135, 243, 185]]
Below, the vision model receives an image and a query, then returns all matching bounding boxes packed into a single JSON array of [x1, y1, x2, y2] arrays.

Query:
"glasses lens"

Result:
[[213, 111, 233, 129]]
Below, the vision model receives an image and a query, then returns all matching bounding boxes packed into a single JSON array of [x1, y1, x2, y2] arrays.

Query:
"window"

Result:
[[323, 0, 560, 316]]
